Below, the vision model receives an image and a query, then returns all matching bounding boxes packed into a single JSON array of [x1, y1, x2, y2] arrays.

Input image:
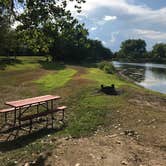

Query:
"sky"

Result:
[[69, 0, 166, 52]]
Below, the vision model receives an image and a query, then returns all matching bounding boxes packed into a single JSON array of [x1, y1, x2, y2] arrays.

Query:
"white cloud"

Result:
[[95, 37, 100, 40], [110, 32, 119, 43], [80, 0, 166, 25], [90, 27, 97, 31], [102, 41, 107, 45], [103, 15, 117, 21], [134, 29, 166, 40]]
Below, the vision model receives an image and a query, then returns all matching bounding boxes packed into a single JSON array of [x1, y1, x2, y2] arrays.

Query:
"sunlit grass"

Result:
[[6, 63, 41, 71], [0, 56, 44, 71], [35, 68, 77, 91], [83, 68, 135, 88]]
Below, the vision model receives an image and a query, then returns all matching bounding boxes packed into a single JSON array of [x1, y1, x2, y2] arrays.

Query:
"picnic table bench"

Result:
[[0, 95, 67, 133]]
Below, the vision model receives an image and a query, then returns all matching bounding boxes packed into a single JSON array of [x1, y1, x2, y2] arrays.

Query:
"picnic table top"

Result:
[[5, 95, 61, 108]]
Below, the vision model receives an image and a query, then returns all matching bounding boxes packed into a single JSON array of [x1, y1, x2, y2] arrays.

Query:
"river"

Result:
[[113, 61, 166, 94]]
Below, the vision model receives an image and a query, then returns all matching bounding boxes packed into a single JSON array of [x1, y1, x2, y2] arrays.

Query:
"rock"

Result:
[[75, 163, 80, 166], [121, 160, 128, 165], [152, 125, 156, 129], [108, 134, 118, 138], [116, 140, 121, 144], [14, 161, 18, 164], [24, 162, 30, 166], [51, 137, 57, 142], [31, 160, 36, 165], [114, 126, 118, 129], [54, 155, 58, 158], [124, 130, 136, 136], [89, 153, 95, 159], [101, 155, 107, 160]]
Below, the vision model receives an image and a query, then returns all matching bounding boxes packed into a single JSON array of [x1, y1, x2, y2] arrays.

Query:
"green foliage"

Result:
[[16, 0, 87, 61], [98, 61, 115, 74], [83, 68, 133, 88], [84, 39, 114, 61], [117, 39, 147, 60], [1, 0, 113, 62], [115, 39, 166, 62], [151, 43, 166, 62], [35, 68, 77, 91]]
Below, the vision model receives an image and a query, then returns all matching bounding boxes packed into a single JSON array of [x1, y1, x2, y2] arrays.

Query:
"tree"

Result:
[[86, 39, 113, 61], [151, 43, 166, 61], [16, 0, 87, 61], [0, 0, 22, 57], [117, 39, 147, 60]]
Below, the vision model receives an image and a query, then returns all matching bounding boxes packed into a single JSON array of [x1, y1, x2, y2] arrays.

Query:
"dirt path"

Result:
[[45, 132, 166, 166]]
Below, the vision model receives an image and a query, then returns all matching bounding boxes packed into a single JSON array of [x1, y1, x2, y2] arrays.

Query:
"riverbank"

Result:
[[114, 58, 166, 64], [0, 57, 166, 166], [113, 61, 166, 94]]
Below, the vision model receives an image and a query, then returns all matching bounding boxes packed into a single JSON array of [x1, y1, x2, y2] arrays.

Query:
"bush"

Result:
[[98, 61, 115, 74]]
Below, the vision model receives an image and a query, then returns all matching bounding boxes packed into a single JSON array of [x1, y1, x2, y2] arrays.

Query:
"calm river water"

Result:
[[113, 61, 166, 94]]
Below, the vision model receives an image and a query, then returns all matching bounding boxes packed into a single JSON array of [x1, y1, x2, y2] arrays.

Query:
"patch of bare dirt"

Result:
[[45, 132, 166, 166]]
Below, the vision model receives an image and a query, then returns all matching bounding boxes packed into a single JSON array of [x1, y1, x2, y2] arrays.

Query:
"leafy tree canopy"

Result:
[[15, 0, 88, 61], [0, 0, 113, 62], [152, 43, 166, 60], [117, 39, 147, 60]]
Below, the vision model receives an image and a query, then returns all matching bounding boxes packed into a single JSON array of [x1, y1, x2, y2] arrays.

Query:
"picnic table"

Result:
[[0, 95, 67, 133]]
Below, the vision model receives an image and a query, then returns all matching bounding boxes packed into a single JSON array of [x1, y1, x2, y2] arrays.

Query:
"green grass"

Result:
[[0, 57, 166, 166], [59, 86, 126, 138], [59, 89, 113, 137], [0, 56, 45, 71], [35, 68, 77, 91], [6, 63, 41, 71], [83, 68, 135, 88]]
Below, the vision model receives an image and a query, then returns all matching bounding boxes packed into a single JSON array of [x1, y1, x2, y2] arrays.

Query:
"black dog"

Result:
[[100, 84, 118, 95]]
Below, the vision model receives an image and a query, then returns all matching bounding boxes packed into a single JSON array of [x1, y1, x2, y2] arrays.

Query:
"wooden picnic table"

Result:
[[0, 95, 61, 131], [5, 95, 61, 108]]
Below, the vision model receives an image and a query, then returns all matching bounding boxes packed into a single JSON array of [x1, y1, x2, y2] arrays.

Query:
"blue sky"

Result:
[[69, 0, 166, 52]]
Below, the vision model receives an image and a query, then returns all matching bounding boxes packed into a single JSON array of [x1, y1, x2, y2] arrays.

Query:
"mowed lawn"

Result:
[[0, 56, 166, 166]]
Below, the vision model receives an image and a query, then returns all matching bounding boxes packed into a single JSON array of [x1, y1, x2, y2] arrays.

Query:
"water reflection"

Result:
[[113, 61, 166, 94]]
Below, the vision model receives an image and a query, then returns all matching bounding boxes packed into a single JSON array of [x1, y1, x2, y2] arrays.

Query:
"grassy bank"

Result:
[[0, 57, 166, 166]]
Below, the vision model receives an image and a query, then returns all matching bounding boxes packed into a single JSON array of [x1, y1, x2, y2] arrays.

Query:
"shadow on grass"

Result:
[[0, 125, 65, 152], [0, 58, 22, 70], [66, 61, 98, 68], [39, 60, 66, 70]]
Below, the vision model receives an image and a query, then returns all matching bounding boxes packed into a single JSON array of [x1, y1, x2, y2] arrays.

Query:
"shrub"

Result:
[[98, 61, 115, 74]]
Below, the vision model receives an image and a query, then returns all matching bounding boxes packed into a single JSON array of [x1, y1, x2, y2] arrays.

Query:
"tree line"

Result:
[[0, 0, 113, 62], [115, 39, 166, 63]]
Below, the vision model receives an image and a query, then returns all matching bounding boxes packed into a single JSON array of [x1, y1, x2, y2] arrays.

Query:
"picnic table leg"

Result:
[[13, 108, 17, 127], [29, 119, 32, 133], [37, 104, 39, 114], [4, 112, 7, 124], [36, 104, 39, 123], [46, 101, 49, 111], [18, 107, 21, 128], [51, 100, 54, 128], [62, 109, 65, 122], [0, 113, 8, 130]]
